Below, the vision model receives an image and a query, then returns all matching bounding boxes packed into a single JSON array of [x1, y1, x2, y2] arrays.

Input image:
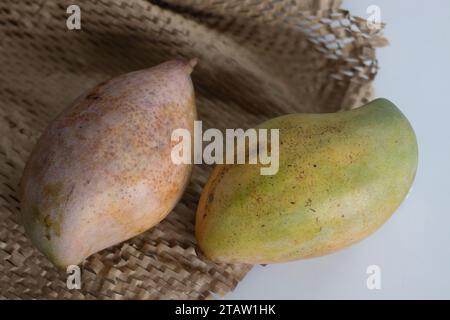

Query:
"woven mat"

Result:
[[0, 0, 387, 299]]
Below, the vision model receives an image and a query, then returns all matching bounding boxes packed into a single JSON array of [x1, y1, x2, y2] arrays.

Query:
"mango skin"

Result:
[[20, 60, 197, 269], [196, 99, 418, 264]]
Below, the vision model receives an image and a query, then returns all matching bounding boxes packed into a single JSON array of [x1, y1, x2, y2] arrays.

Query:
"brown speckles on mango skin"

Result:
[[30, 182, 65, 241], [196, 99, 418, 264], [20, 59, 197, 268]]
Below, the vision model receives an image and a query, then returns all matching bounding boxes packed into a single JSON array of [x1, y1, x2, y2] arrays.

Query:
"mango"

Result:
[[196, 99, 418, 264], [20, 59, 197, 269]]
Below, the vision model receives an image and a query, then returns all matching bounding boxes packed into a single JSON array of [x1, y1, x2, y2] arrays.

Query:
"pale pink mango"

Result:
[[20, 59, 197, 268]]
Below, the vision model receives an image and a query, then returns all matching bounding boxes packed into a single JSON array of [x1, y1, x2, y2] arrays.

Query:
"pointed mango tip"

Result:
[[186, 58, 198, 74]]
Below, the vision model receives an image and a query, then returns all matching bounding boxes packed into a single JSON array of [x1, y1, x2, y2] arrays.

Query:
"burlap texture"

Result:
[[0, 0, 387, 299]]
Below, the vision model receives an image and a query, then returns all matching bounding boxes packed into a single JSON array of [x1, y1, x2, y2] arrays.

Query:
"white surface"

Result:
[[225, 0, 450, 299]]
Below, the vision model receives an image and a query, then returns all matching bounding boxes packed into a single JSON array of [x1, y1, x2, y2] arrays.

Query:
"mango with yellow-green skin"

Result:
[[196, 98, 418, 264]]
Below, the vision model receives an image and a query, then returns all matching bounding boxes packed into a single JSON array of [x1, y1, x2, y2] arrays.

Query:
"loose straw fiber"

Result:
[[0, 0, 386, 299]]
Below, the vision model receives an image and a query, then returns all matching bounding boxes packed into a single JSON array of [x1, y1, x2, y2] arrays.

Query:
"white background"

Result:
[[225, 0, 450, 299]]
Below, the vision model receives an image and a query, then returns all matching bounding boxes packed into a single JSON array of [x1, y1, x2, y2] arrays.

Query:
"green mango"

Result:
[[196, 98, 418, 264]]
